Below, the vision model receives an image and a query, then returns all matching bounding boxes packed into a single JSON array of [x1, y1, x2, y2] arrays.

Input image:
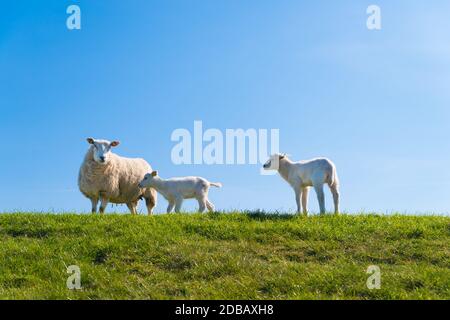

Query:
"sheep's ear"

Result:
[[87, 138, 95, 144], [151, 171, 158, 177], [110, 141, 120, 147], [279, 154, 285, 160]]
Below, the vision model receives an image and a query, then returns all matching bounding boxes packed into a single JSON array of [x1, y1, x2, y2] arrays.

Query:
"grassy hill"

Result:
[[0, 213, 448, 300]]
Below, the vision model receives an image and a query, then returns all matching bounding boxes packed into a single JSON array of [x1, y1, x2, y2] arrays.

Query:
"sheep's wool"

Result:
[[78, 147, 156, 204]]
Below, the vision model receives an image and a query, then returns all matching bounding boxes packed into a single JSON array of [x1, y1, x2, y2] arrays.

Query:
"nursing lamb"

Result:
[[138, 171, 221, 213]]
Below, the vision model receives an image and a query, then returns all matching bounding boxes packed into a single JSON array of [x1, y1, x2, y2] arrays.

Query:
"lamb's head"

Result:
[[139, 171, 158, 188], [263, 153, 287, 170], [86, 138, 120, 165]]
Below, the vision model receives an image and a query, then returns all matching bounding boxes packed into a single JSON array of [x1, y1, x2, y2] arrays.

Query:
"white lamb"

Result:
[[78, 138, 157, 215], [263, 154, 340, 215], [138, 171, 222, 213]]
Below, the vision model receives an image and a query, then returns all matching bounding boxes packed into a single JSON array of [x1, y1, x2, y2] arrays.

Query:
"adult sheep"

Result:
[[78, 138, 157, 215]]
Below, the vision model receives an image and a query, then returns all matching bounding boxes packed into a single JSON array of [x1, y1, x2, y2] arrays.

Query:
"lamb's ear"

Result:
[[151, 171, 158, 177], [110, 141, 120, 147], [87, 138, 95, 144], [279, 154, 285, 160]]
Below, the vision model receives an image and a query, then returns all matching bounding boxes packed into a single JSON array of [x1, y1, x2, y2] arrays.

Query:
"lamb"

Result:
[[263, 154, 340, 215], [138, 171, 222, 213], [78, 138, 157, 215]]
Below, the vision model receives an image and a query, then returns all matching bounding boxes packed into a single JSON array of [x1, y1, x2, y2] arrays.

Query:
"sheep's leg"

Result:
[[90, 198, 98, 214], [301, 187, 309, 216], [198, 201, 206, 213], [197, 197, 207, 213], [145, 196, 156, 216], [206, 199, 215, 212], [126, 202, 138, 215], [99, 197, 109, 215], [174, 198, 184, 213], [294, 187, 303, 214], [329, 184, 340, 214], [167, 201, 175, 213], [314, 184, 326, 214]]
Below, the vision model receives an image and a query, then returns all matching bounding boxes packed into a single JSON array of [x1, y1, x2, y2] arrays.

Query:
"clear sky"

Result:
[[1, 0, 449, 214]]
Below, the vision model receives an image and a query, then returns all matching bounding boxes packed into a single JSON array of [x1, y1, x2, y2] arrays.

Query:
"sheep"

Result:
[[138, 171, 222, 213], [78, 138, 157, 215], [263, 154, 340, 215]]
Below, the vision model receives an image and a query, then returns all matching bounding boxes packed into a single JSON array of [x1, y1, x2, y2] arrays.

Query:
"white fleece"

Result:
[[263, 154, 340, 215], [139, 172, 221, 213]]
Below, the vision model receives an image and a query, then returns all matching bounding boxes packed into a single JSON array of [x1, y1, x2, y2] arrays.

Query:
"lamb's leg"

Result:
[[329, 184, 340, 214], [90, 198, 98, 214], [314, 184, 326, 214], [126, 202, 138, 215], [99, 197, 109, 215], [301, 187, 309, 216], [174, 197, 184, 213], [197, 197, 207, 213], [294, 187, 303, 214], [167, 201, 175, 213], [206, 199, 215, 212], [145, 196, 156, 216]]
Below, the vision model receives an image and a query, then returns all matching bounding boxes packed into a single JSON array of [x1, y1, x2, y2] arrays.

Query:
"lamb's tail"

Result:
[[210, 182, 222, 188]]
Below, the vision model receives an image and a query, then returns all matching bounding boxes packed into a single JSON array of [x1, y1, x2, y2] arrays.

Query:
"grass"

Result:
[[0, 212, 448, 300]]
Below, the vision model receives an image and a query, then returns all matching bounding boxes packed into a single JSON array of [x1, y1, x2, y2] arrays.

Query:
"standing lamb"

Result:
[[263, 154, 340, 215], [78, 138, 157, 215], [138, 171, 222, 213]]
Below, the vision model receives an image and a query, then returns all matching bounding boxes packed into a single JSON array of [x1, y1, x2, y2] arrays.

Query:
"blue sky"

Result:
[[1, 0, 449, 214]]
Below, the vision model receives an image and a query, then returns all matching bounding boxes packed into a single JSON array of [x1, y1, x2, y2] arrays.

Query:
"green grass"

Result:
[[0, 212, 448, 300]]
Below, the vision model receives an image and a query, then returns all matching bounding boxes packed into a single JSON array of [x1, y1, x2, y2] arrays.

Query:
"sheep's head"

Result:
[[139, 171, 158, 188], [263, 153, 287, 170], [87, 138, 120, 165]]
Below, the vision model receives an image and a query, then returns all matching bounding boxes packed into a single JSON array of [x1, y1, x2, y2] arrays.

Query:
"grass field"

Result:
[[0, 213, 448, 300]]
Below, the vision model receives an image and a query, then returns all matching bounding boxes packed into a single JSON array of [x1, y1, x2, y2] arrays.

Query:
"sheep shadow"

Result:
[[208, 210, 300, 222]]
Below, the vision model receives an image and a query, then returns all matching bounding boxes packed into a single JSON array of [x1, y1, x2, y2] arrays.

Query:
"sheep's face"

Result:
[[263, 154, 285, 170], [87, 138, 120, 165], [139, 171, 158, 188]]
